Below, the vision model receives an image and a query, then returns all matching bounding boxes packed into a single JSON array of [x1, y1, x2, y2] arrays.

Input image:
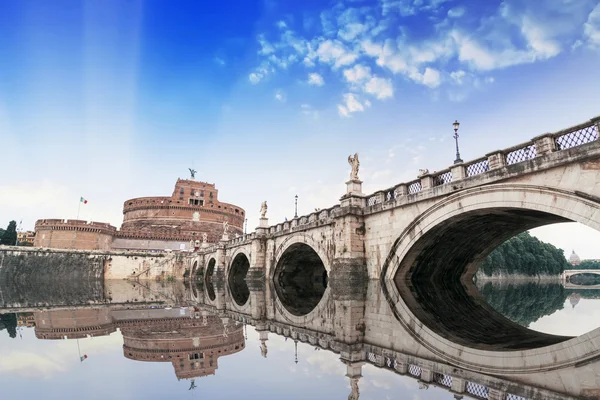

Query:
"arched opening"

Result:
[[392, 208, 576, 351], [205, 258, 216, 301], [274, 243, 328, 316], [228, 253, 250, 306]]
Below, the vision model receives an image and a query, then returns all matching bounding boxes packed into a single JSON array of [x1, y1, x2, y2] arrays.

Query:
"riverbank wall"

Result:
[[474, 271, 562, 282], [0, 246, 187, 281]]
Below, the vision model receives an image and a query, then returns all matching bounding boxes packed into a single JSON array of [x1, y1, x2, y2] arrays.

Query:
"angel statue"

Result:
[[223, 220, 229, 234], [348, 377, 360, 400], [188, 168, 197, 179], [348, 153, 360, 181], [202, 232, 208, 243], [260, 201, 268, 218]]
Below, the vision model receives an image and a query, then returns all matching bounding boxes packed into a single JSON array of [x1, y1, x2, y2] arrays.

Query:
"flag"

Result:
[[80, 197, 88, 204], [80, 354, 88, 362]]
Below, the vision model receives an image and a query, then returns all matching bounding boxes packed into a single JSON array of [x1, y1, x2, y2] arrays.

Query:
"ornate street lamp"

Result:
[[294, 195, 298, 218], [453, 120, 463, 164]]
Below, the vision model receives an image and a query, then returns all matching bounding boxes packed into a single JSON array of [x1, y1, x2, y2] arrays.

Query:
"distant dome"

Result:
[[569, 293, 581, 309], [569, 251, 581, 266]]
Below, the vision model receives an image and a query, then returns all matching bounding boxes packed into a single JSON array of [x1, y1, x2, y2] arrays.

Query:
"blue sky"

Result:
[[1, 0, 600, 256]]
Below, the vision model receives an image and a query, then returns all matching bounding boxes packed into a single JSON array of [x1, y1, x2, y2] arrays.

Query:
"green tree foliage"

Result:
[[0, 313, 18, 338], [569, 260, 600, 270], [479, 232, 568, 276], [478, 282, 567, 327], [0, 221, 17, 246]]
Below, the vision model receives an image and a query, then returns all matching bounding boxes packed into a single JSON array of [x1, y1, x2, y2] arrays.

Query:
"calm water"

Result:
[[1, 279, 599, 399]]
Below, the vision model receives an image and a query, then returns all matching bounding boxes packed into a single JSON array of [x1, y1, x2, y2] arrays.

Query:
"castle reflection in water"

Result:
[[20, 307, 245, 381]]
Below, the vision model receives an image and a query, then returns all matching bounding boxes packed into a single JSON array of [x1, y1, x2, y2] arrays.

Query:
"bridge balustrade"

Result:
[[432, 372, 453, 387], [466, 157, 491, 177], [466, 381, 490, 399], [555, 120, 599, 150], [408, 364, 422, 378], [407, 180, 422, 195], [432, 169, 452, 186]]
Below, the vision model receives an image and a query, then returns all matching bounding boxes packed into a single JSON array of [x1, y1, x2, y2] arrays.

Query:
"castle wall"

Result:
[[34, 219, 116, 251]]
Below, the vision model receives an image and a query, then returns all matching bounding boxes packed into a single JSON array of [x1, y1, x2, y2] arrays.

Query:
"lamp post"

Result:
[[294, 339, 298, 364], [453, 120, 463, 164], [294, 195, 298, 219]]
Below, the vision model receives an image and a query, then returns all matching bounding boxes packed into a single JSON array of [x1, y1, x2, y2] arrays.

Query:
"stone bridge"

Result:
[[562, 269, 600, 289], [177, 115, 600, 399]]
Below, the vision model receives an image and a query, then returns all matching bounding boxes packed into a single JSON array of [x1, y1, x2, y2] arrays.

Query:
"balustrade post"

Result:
[[532, 133, 556, 156], [420, 368, 433, 383], [485, 150, 506, 170], [394, 361, 408, 374], [450, 163, 466, 181], [450, 377, 467, 393], [592, 116, 600, 138], [395, 184, 408, 197], [487, 388, 506, 400], [420, 174, 434, 190]]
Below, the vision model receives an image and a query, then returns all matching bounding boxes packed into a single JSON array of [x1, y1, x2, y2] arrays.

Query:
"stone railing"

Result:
[[366, 350, 530, 400], [364, 116, 600, 207], [266, 205, 339, 235]]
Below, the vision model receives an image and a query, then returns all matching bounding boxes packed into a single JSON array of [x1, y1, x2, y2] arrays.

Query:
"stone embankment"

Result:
[[0, 246, 187, 281], [475, 271, 561, 281]]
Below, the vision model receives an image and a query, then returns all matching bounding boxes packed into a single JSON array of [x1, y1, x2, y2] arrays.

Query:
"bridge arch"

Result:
[[227, 251, 251, 308], [382, 183, 600, 373], [272, 236, 330, 323], [205, 257, 217, 302]]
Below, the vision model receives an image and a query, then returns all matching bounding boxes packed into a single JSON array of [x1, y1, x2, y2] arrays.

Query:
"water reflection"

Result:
[[1, 277, 599, 399]]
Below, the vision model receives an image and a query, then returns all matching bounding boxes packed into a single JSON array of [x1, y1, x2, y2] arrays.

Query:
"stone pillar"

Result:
[[395, 184, 408, 197], [214, 244, 227, 285], [255, 322, 269, 358], [450, 163, 466, 181], [451, 377, 467, 393], [488, 388, 506, 400], [420, 368, 433, 383], [331, 208, 367, 282], [532, 133, 557, 156], [486, 150, 506, 170], [395, 360, 408, 374], [420, 174, 434, 190], [331, 279, 367, 344], [592, 116, 600, 136], [343, 360, 364, 400]]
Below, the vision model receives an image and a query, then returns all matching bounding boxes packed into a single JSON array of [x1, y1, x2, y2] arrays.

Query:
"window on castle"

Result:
[[180, 187, 184, 194], [190, 188, 195, 195], [200, 190, 204, 197]]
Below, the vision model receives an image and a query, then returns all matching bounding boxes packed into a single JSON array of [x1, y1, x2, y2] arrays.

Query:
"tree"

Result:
[[479, 231, 569, 276], [0, 221, 17, 246]]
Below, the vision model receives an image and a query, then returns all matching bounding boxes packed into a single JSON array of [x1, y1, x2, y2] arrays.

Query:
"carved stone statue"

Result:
[[260, 340, 268, 358], [223, 220, 229, 234], [188, 168, 197, 179], [348, 153, 360, 181], [418, 168, 429, 177], [202, 232, 208, 243], [348, 378, 360, 400], [260, 201, 268, 218]]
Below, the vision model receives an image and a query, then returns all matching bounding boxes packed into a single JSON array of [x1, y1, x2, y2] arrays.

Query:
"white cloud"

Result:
[[214, 57, 225, 66], [584, 4, 600, 47], [316, 39, 358, 68], [450, 70, 466, 84], [420, 67, 441, 88], [447, 7, 465, 18], [257, 34, 275, 55], [343, 64, 372, 83], [364, 77, 394, 99], [307, 73, 325, 86], [248, 73, 261, 84], [274, 89, 286, 102], [276, 20, 287, 29], [300, 104, 320, 119], [338, 23, 368, 41], [337, 93, 367, 118]]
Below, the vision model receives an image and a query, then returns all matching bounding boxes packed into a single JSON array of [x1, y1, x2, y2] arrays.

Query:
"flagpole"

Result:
[[76, 199, 81, 220], [77, 338, 81, 360]]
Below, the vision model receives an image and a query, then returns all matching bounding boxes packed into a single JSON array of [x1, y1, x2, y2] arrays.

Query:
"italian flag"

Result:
[[80, 197, 88, 204]]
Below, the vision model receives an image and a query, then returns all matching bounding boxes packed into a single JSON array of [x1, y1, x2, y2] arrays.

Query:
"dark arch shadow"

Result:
[[228, 253, 250, 306], [205, 258, 216, 301], [393, 208, 575, 351], [274, 243, 328, 316]]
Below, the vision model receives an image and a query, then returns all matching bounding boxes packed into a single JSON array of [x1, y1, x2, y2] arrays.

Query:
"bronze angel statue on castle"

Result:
[[348, 153, 360, 181]]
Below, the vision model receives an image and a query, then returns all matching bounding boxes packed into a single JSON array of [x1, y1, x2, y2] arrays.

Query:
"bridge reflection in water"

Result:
[[2, 275, 600, 400]]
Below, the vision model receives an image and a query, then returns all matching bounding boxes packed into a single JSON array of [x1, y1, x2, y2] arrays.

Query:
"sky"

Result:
[[1, 0, 600, 257]]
